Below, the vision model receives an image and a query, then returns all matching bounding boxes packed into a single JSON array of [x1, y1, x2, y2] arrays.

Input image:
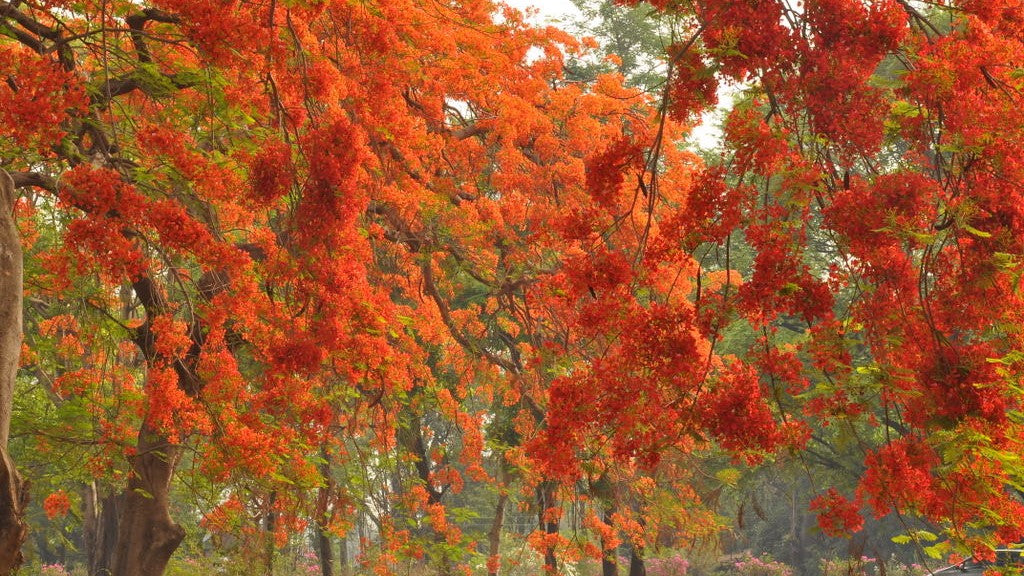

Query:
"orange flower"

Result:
[[43, 490, 71, 519]]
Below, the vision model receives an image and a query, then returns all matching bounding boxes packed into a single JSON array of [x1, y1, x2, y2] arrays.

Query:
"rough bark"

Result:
[[0, 450, 26, 575], [83, 482, 119, 576], [0, 173, 19, 451], [536, 481, 559, 573], [110, 427, 185, 576], [0, 170, 27, 575]]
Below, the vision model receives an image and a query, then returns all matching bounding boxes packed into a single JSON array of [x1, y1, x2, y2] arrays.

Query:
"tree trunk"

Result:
[[0, 450, 26, 576], [264, 490, 278, 572], [357, 512, 367, 562], [110, 267, 219, 576], [628, 545, 646, 576], [486, 491, 508, 576], [315, 446, 335, 576], [0, 171, 27, 575], [339, 530, 349, 576], [84, 482, 119, 576], [110, 426, 185, 576], [536, 481, 559, 573], [601, 505, 618, 576], [316, 524, 334, 576], [625, 494, 646, 576], [486, 460, 509, 576], [603, 549, 619, 576], [398, 406, 454, 575], [589, 473, 618, 576]]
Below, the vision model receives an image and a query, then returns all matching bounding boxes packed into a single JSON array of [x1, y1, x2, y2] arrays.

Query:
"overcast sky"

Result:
[[502, 0, 581, 24], [499, 0, 727, 149]]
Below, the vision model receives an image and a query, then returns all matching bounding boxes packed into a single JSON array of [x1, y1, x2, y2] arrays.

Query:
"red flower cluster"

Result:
[[43, 490, 71, 520], [810, 488, 863, 538]]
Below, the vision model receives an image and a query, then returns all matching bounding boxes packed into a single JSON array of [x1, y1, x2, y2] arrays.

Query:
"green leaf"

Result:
[[891, 100, 920, 118], [963, 224, 992, 238], [271, 472, 295, 485], [924, 541, 950, 560], [993, 252, 1018, 270], [715, 468, 741, 487]]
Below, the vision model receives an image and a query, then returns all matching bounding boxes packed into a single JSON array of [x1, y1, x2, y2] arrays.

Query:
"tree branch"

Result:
[[125, 8, 180, 64], [7, 172, 57, 193]]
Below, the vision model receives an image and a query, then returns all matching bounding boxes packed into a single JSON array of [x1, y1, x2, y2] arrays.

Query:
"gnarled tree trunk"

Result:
[[110, 268, 224, 575], [0, 171, 28, 575], [110, 426, 185, 576]]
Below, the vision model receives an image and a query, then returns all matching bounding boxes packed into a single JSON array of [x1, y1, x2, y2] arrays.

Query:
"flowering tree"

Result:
[[5, 0, 1024, 574], [0, 0, 703, 573], [542, 0, 1024, 558]]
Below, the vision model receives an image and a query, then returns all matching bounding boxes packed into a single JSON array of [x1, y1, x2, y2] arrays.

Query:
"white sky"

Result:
[[501, 0, 581, 24], [500, 0, 728, 150]]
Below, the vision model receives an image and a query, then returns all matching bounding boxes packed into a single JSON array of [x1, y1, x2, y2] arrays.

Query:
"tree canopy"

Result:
[[2, 0, 1024, 575]]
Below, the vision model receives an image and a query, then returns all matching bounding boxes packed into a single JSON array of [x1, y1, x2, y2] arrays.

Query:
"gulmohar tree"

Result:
[[1, 0, 700, 573], [3, 0, 1024, 575], [543, 0, 1024, 562]]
